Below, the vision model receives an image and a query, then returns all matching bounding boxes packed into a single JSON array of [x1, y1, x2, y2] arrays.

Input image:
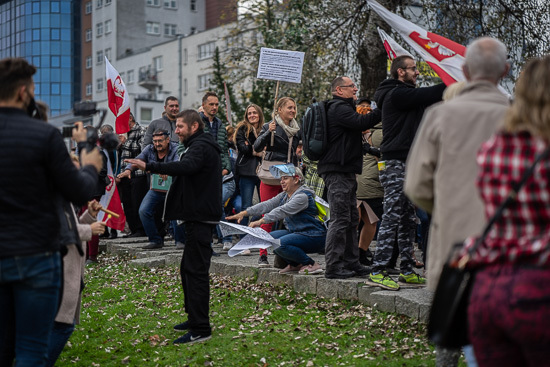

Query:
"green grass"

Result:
[[56, 254, 441, 366]]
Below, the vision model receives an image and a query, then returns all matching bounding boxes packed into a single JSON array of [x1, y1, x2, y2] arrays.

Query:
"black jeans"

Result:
[[181, 222, 214, 335], [118, 175, 148, 234]]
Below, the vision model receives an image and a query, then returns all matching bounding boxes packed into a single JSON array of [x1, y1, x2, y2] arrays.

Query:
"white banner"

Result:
[[256, 47, 305, 84]]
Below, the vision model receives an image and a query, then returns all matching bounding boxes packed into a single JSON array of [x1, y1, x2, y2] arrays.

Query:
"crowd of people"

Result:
[[2, 33, 550, 366]]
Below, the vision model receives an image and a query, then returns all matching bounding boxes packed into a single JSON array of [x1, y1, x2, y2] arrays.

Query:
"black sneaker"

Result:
[[173, 321, 189, 331], [258, 255, 270, 268], [346, 264, 370, 277], [173, 332, 211, 345], [324, 268, 354, 279]]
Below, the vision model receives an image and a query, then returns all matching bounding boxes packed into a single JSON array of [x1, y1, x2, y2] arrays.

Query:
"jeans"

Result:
[[239, 175, 260, 227], [139, 190, 167, 244], [0, 252, 61, 367], [117, 175, 148, 234], [46, 321, 75, 367], [217, 179, 235, 243], [271, 230, 326, 266]]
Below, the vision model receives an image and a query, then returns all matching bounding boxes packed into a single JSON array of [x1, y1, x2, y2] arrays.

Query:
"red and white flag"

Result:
[[377, 27, 412, 60], [368, 0, 466, 86], [105, 57, 131, 134], [97, 150, 126, 231]]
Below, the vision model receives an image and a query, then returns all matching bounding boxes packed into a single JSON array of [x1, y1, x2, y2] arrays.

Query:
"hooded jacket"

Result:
[[317, 96, 381, 175], [146, 130, 222, 222], [374, 79, 445, 161]]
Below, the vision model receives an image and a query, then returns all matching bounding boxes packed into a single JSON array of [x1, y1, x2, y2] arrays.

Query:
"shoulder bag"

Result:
[[428, 146, 550, 348], [256, 136, 293, 186]]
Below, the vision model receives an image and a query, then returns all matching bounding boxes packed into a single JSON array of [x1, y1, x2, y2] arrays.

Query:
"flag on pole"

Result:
[[368, 0, 466, 85], [105, 56, 131, 134], [223, 82, 233, 126], [377, 27, 412, 60], [97, 150, 126, 231]]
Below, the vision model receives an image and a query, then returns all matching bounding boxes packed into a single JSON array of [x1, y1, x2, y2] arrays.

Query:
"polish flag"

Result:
[[368, 0, 466, 86], [97, 150, 126, 231], [105, 57, 131, 134], [377, 27, 412, 60]]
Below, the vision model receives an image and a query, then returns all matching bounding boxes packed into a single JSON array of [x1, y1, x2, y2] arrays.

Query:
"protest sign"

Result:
[[219, 222, 281, 257], [256, 47, 305, 84]]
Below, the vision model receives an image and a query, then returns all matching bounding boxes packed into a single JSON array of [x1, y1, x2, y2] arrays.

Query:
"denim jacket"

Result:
[[246, 186, 326, 237]]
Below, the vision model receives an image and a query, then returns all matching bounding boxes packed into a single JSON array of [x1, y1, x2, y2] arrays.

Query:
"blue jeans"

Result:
[[139, 190, 166, 244], [271, 230, 326, 266], [0, 252, 61, 367], [239, 176, 260, 227], [46, 321, 75, 367], [217, 179, 236, 243]]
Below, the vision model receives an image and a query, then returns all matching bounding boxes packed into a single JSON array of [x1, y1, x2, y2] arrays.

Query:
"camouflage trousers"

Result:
[[372, 159, 416, 273]]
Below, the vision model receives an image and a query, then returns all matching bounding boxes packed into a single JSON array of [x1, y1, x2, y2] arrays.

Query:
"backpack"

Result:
[[301, 99, 328, 161]]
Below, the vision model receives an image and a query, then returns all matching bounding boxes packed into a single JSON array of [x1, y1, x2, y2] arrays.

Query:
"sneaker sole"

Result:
[[364, 279, 400, 291], [397, 280, 426, 287], [299, 269, 324, 275], [258, 264, 271, 268], [174, 335, 211, 345]]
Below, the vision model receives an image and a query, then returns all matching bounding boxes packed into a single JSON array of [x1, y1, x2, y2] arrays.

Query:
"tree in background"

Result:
[[211, 46, 245, 124]]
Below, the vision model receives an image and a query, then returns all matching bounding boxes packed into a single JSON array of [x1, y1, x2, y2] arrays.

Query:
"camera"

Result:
[[362, 142, 381, 158], [62, 126, 74, 138]]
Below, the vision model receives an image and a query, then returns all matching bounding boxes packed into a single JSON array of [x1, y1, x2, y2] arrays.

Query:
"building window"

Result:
[[164, 23, 177, 36], [190, 0, 196, 11], [96, 0, 103, 8], [153, 56, 163, 71], [105, 48, 112, 61], [141, 108, 153, 122], [85, 1, 92, 14], [146, 22, 160, 35], [198, 74, 213, 91], [96, 78, 104, 92], [127, 70, 134, 84], [184, 78, 188, 96], [105, 20, 112, 34], [146, 0, 160, 6], [96, 50, 103, 64], [96, 22, 103, 37], [85, 28, 92, 42], [120, 72, 125, 80], [86, 56, 92, 69], [198, 42, 215, 60], [105, 0, 112, 5], [86, 83, 92, 96], [164, 0, 177, 9]]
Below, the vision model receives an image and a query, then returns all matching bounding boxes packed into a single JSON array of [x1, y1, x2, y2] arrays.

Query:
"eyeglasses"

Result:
[[339, 84, 357, 89], [402, 66, 418, 71]]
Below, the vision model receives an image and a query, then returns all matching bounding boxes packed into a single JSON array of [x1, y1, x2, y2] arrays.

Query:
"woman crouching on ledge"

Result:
[[227, 164, 326, 275]]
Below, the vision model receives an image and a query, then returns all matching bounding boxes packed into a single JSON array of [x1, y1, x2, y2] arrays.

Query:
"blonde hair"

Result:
[[442, 81, 467, 101], [234, 104, 264, 144], [504, 56, 550, 141], [272, 97, 296, 120]]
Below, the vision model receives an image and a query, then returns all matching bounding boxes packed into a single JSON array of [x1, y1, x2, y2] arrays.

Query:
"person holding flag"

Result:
[[367, 55, 445, 290], [105, 57, 130, 134]]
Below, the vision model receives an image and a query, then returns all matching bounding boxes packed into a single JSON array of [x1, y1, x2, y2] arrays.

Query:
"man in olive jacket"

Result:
[[126, 109, 221, 345], [318, 76, 381, 279]]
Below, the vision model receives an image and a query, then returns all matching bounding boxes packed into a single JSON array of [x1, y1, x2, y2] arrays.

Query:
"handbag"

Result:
[[428, 146, 550, 348], [256, 136, 293, 185]]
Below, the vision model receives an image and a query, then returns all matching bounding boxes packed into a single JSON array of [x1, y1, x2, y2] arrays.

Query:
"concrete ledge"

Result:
[[316, 278, 339, 299], [293, 275, 319, 294], [129, 256, 166, 267], [370, 291, 398, 313], [337, 279, 362, 300]]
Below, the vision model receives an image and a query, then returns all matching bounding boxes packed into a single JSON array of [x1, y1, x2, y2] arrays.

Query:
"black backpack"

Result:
[[302, 99, 328, 161]]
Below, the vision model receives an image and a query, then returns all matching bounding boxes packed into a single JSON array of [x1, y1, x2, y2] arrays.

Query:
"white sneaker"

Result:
[[222, 242, 233, 251]]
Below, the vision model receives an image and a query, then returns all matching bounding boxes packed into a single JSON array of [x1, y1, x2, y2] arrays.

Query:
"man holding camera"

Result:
[[0, 57, 102, 366]]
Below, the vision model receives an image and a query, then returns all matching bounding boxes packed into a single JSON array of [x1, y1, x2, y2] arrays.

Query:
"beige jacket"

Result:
[[55, 209, 95, 325], [404, 81, 509, 291], [356, 123, 384, 200]]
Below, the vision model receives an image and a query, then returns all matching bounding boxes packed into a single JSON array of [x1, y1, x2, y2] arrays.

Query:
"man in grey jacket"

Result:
[[142, 96, 180, 148], [404, 37, 510, 367]]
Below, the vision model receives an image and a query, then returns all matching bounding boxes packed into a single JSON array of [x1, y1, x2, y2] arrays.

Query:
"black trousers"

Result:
[[181, 221, 213, 335], [118, 175, 148, 233]]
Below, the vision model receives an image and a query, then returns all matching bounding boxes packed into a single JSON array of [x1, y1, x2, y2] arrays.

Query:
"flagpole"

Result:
[[271, 80, 280, 146]]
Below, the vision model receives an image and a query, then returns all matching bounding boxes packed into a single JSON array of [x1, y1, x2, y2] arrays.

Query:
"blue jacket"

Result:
[[125, 141, 179, 171]]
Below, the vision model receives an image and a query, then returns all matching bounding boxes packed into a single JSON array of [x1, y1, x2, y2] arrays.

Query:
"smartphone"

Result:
[[62, 126, 73, 138]]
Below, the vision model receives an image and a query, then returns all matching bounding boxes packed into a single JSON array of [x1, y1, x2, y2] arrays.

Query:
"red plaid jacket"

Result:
[[464, 132, 550, 267]]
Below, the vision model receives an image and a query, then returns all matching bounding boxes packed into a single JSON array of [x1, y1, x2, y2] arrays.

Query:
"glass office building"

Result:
[[0, 0, 81, 116]]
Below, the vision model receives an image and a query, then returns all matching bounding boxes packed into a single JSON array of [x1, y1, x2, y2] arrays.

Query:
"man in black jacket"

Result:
[[318, 76, 381, 279], [126, 109, 221, 345], [0, 58, 101, 365], [368, 55, 445, 290]]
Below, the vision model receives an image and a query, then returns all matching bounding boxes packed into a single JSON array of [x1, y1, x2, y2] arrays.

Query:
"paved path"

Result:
[[101, 237, 433, 323]]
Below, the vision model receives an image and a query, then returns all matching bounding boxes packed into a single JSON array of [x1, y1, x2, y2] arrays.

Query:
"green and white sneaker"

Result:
[[398, 272, 426, 285], [366, 272, 400, 291]]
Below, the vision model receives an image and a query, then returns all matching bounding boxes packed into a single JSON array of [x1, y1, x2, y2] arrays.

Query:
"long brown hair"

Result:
[[504, 55, 550, 141], [234, 104, 264, 143]]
